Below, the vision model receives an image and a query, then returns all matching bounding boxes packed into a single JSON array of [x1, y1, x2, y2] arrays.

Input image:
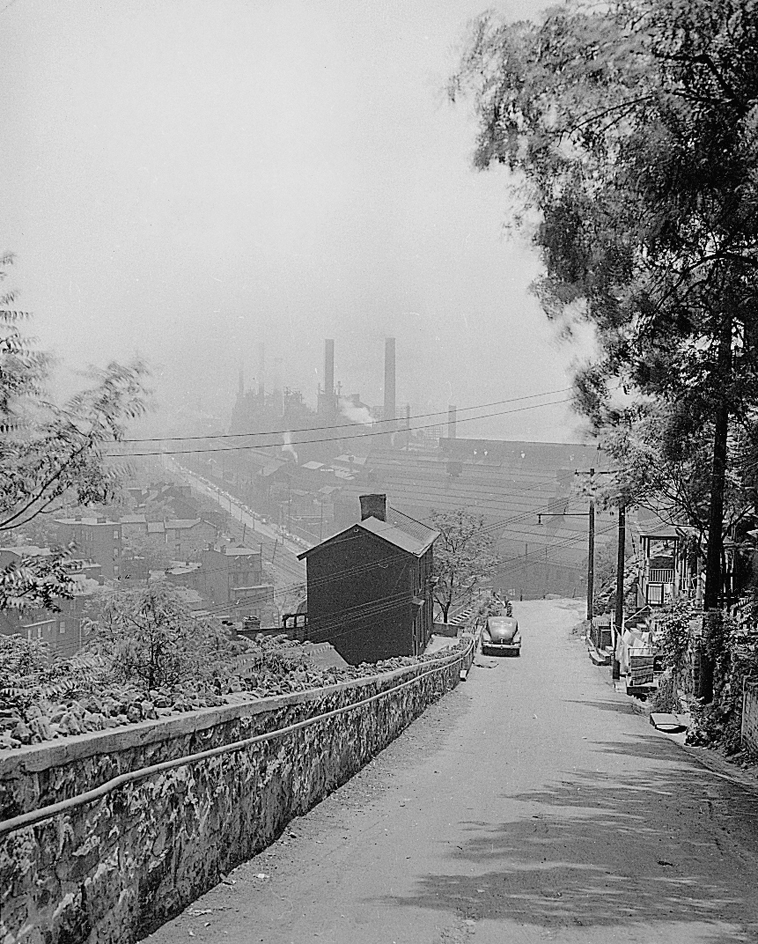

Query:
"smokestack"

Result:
[[325, 339, 335, 398], [273, 356, 284, 416], [360, 494, 387, 522], [258, 342, 265, 397], [448, 405, 457, 440], [384, 337, 396, 430]]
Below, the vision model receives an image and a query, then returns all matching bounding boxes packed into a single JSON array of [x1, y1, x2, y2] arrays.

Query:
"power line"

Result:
[[122, 389, 572, 443], [108, 398, 573, 457]]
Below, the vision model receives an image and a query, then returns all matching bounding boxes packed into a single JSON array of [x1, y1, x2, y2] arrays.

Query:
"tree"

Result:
[[85, 584, 242, 691], [452, 0, 758, 694], [0, 253, 148, 611], [430, 508, 498, 622]]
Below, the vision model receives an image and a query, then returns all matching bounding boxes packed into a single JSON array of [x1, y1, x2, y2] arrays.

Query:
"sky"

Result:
[[0, 0, 596, 443]]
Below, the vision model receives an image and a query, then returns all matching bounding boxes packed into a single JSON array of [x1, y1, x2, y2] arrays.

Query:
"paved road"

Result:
[[163, 457, 307, 586], [146, 599, 758, 944]]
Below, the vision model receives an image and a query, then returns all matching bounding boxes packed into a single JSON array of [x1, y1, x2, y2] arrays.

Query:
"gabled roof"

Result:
[[638, 522, 682, 540], [165, 518, 204, 530], [298, 505, 438, 560]]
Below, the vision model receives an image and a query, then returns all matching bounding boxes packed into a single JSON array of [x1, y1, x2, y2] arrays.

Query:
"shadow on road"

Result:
[[378, 729, 758, 941]]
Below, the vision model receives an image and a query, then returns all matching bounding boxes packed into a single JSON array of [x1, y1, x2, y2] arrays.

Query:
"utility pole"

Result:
[[612, 503, 625, 680], [587, 469, 595, 623]]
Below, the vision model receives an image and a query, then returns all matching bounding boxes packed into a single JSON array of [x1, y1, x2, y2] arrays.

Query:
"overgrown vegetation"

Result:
[[0, 252, 149, 612], [0, 584, 466, 750], [688, 605, 758, 754], [84, 585, 248, 691]]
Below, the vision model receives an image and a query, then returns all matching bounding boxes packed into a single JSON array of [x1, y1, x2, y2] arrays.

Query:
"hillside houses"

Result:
[[0, 547, 103, 659]]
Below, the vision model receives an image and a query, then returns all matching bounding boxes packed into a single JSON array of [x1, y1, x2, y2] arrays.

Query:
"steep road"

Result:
[[146, 599, 758, 944]]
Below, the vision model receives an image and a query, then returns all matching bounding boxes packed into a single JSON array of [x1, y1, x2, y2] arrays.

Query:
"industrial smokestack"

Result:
[[325, 339, 335, 398], [360, 494, 387, 522], [384, 337, 396, 430], [448, 405, 457, 440], [273, 356, 284, 416]]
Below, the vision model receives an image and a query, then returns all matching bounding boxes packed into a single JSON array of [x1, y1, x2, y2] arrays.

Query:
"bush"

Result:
[[85, 585, 249, 691], [0, 634, 106, 712]]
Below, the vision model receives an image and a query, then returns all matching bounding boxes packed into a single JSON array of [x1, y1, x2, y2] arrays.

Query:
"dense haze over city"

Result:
[[0, 0, 595, 442]]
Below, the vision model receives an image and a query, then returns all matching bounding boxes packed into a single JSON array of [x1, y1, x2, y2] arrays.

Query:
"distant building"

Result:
[[197, 544, 267, 610], [164, 518, 218, 560], [298, 494, 438, 665], [55, 516, 122, 579], [0, 547, 102, 659]]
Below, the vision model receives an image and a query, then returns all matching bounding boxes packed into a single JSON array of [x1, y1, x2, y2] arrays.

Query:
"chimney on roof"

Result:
[[360, 494, 387, 522]]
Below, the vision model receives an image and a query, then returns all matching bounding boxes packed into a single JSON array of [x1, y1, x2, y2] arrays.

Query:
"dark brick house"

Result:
[[54, 516, 122, 580], [298, 494, 438, 665]]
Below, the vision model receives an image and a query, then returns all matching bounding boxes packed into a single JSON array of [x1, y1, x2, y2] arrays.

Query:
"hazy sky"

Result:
[[0, 0, 594, 442]]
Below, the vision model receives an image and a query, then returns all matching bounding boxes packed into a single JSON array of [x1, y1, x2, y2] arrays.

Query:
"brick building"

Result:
[[298, 494, 438, 665], [198, 545, 264, 605], [54, 517, 122, 580], [0, 548, 102, 659]]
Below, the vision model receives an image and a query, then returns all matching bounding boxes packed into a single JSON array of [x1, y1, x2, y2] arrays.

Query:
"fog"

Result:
[[0, 0, 594, 442]]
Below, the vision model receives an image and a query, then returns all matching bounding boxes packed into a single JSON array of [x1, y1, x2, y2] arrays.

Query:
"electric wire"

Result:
[[108, 398, 573, 457], [122, 390, 572, 443]]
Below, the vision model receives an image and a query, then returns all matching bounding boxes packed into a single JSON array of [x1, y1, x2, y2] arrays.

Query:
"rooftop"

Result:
[[299, 504, 438, 559]]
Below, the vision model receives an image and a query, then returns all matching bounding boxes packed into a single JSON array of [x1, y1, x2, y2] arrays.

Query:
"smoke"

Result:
[[339, 397, 373, 427], [282, 431, 298, 463]]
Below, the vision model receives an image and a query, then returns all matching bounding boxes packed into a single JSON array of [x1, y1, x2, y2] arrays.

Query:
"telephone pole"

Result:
[[587, 469, 595, 622], [612, 503, 626, 680]]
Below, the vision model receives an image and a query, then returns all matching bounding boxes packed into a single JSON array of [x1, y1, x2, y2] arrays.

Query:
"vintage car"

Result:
[[480, 615, 521, 656]]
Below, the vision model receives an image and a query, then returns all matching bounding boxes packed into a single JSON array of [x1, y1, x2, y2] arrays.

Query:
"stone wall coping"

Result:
[[0, 644, 467, 779]]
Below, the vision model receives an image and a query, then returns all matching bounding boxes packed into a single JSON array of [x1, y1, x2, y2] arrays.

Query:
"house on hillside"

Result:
[[164, 518, 218, 560], [54, 516, 122, 580], [298, 493, 438, 665], [0, 548, 102, 658]]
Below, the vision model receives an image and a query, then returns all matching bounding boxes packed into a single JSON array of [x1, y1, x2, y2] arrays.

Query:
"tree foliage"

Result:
[[430, 508, 498, 621], [452, 0, 758, 617], [0, 633, 105, 712], [85, 584, 245, 691], [0, 253, 148, 610]]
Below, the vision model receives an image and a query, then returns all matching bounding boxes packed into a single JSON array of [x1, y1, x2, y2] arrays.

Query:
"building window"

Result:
[[113, 530, 119, 540], [59, 621, 66, 634]]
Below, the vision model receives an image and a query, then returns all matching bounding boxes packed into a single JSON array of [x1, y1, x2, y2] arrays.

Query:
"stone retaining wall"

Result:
[[1, 639, 474, 944], [742, 679, 758, 757]]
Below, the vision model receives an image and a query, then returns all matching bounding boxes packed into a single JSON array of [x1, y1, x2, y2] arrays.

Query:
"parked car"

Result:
[[480, 616, 521, 656]]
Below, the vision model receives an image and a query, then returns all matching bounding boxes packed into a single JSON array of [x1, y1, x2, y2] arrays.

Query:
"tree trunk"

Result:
[[700, 316, 732, 702]]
